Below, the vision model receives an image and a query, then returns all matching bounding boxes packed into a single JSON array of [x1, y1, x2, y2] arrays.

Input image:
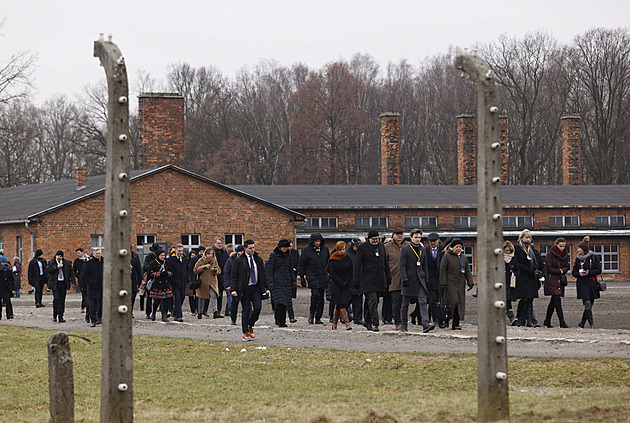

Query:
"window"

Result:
[[305, 217, 338, 230], [181, 234, 200, 254], [454, 216, 477, 229], [592, 244, 620, 273], [539, 244, 572, 271], [225, 233, 244, 246], [549, 215, 579, 227], [355, 217, 388, 229], [90, 234, 104, 251], [596, 215, 625, 227], [136, 234, 156, 255], [0, 237, 3, 253], [503, 216, 533, 228], [16, 236, 23, 262], [463, 245, 474, 274], [405, 216, 438, 229]]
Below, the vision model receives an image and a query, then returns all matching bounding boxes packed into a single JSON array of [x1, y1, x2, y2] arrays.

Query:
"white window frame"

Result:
[[503, 215, 533, 228], [181, 234, 201, 254], [225, 233, 244, 246], [90, 234, 104, 251], [405, 216, 438, 229], [136, 234, 156, 255], [355, 217, 388, 229], [305, 217, 338, 230], [0, 237, 3, 253], [595, 215, 625, 227], [549, 215, 580, 228], [454, 216, 477, 229], [592, 244, 620, 273], [463, 245, 474, 274]]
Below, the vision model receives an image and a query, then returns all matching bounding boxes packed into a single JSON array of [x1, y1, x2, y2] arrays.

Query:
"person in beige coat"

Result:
[[439, 238, 474, 330], [194, 248, 222, 319]]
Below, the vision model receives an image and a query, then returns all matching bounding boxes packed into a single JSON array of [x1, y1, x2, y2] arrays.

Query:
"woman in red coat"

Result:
[[543, 237, 570, 328]]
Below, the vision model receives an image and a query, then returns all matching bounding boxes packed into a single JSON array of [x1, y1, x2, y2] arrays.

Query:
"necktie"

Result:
[[58, 262, 64, 280], [432, 248, 437, 260], [249, 255, 257, 284]]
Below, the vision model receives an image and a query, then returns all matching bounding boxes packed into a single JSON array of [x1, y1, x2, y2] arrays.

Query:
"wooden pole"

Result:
[[455, 52, 509, 422], [93, 35, 133, 422], [48, 332, 75, 423]]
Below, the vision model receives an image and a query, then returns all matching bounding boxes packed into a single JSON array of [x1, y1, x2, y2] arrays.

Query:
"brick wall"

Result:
[[75, 167, 87, 189], [561, 116, 581, 185], [138, 93, 185, 169], [457, 115, 476, 185], [379, 113, 400, 185]]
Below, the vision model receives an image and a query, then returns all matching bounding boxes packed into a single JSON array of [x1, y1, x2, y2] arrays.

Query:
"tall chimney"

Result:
[[74, 166, 87, 190], [457, 115, 476, 185], [138, 93, 185, 169], [500, 116, 508, 184], [379, 112, 400, 185], [561, 116, 581, 185]]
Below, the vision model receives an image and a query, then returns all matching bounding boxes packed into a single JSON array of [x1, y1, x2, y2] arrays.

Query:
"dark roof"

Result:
[[230, 184, 630, 209], [0, 165, 303, 222]]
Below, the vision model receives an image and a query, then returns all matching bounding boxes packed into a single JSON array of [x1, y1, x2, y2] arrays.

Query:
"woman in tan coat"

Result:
[[194, 248, 222, 319]]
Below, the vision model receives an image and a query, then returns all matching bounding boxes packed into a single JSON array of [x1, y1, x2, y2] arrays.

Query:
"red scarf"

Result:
[[326, 251, 346, 273]]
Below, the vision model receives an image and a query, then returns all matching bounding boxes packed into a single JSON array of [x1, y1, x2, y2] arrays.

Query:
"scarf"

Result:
[[503, 252, 514, 263], [518, 240, 536, 264], [576, 250, 593, 262], [326, 251, 346, 273]]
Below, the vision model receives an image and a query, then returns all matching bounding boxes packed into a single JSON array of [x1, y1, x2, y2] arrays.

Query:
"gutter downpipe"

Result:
[[24, 220, 34, 260]]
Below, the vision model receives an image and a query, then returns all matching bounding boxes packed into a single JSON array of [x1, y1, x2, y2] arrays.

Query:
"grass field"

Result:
[[1, 325, 629, 422]]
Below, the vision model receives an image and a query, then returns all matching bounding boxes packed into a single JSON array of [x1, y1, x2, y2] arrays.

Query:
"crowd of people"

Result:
[[0, 229, 605, 339]]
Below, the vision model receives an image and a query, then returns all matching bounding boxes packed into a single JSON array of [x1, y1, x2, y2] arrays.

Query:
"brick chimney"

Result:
[[457, 115, 476, 185], [379, 112, 400, 185], [561, 116, 581, 185], [138, 93, 185, 169], [499, 116, 508, 184], [74, 166, 87, 191]]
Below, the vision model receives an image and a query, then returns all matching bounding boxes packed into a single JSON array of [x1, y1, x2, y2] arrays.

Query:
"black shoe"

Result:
[[278, 323, 288, 327], [315, 319, 324, 324], [36, 304, 44, 308], [543, 321, 553, 328], [423, 324, 436, 333], [438, 323, 445, 329], [308, 315, 314, 324], [510, 317, 519, 326], [452, 326, 462, 330], [52, 317, 57, 322], [58, 317, 66, 323], [383, 320, 393, 325], [578, 321, 585, 328], [371, 326, 379, 332], [151, 312, 156, 321], [231, 320, 237, 325], [7, 315, 14, 319], [560, 321, 569, 328], [161, 315, 168, 322], [289, 318, 297, 323], [329, 316, 334, 323]]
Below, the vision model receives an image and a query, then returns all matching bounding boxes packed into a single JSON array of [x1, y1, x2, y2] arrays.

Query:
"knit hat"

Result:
[[35, 249, 43, 257], [277, 239, 291, 248], [197, 245, 206, 252], [55, 250, 64, 257], [0, 256, 7, 263], [367, 229, 379, 239], [451, 238, 463, 247], [577, 236, 590, 252], [235, 244, 245, 253], [427, 232, 439, 242]]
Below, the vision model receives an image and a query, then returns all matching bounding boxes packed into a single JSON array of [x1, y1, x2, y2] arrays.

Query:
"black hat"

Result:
[[277, 239, 291, 248], [55, 250, 64, 257], [427, 233, 440, 242], [451, 238, 463, 247], [367, 229, 379, 239], [197, 245, 206, 252], [392, 227, 404, 234], [35, 249, 43, 257], [149, 243, 160, 252], [235, 244, 245, 253]]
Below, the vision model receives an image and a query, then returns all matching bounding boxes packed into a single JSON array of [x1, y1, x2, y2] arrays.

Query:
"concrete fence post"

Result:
[[48, 332, 75, 423]]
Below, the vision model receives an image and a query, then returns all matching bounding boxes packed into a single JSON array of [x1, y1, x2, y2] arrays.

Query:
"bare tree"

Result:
[[0, 19, 37, 104], [0, 99, 41, 186]]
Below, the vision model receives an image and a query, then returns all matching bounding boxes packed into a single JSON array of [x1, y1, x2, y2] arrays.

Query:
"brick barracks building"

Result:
[[0, 96, 628, 293]]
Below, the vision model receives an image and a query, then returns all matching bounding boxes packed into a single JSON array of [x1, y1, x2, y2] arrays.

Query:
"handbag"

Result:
[[596, 276, 606, 292], [560, 274, 568, 287], [190, 275, 201, 291], [146, 278, 155, 292]]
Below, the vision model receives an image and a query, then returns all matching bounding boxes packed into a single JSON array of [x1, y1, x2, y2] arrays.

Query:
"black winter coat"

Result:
[[298, 234, 330, 290], [545, 245, 570, 297], [131, 251, 143, 296], [425, 244, 444, 291], [514, 241, 540, 299], [346, 247, 360, 295], [46, 258, 75, 290], [328, 255, 352, 307], [82, 257, 104, 300], [166, 254, 189, 290], [0, 264, 14, 296], [214, 247, 229, 271], [265, 248, 294, 307], [572, 252, 601, 301], [28, 257, 47, 285], [230, 252, 269, 298], [399, 243, 429, 298], [353, 241, 392, 294]]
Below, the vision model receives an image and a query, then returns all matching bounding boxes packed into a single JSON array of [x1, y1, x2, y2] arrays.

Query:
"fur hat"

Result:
[[451, 238, 463, 247], [55, 250, 64, 257], [577, 236, 590, 252]]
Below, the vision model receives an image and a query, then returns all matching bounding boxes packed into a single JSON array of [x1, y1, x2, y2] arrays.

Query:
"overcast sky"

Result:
[[2, 0, 628, 106]]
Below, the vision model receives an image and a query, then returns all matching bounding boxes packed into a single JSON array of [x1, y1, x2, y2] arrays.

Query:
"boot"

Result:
[[340, 308, 352, 330], [557, 304, 568, 328], [308, 313, 314, 324], [578, 310, 587, 328], [332, 309, 340, 330], [544, 302, 554, 328], [587, 310, 594, 329]]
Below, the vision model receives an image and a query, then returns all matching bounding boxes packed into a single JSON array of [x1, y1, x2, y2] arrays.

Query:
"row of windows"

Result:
[[89, 233, 245, 256], [305, 215, 626, 230]]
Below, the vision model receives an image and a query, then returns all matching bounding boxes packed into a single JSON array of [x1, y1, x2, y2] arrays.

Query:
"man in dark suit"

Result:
[[425, 232, 445, 328], [46, 250, 75, 323], [230, 239, 270, 341], [28, 249, 48, 308], [167, 243, 189, 322]]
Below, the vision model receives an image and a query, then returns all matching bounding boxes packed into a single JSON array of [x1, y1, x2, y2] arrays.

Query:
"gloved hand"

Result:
[[402, 279, 409, 287], [269, 282, 274, 290]]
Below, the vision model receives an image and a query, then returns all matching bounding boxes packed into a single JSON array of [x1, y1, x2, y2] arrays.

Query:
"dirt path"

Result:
[[4, 282, 630, 358]]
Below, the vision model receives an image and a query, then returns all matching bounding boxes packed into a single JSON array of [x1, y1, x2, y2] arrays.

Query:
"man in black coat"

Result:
[[288, 241, 299, 323], [230, 239, 270, 341], [298, 232, 330, 324], [46, 250, 75, 323], [83, 248, 103, 326], [166, 243, 189, 322], [213, 238, 229, 316], [73, 247, 90, 313], [353, 230, 392, 332], [28, 249, 48, 308], [425, 232, 445, 328], [131, 249, 143, 311]]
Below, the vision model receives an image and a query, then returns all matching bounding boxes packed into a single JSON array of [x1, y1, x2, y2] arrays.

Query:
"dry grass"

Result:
[[0, 325, 629, 422]]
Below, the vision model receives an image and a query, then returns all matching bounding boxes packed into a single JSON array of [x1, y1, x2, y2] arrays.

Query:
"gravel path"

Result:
[[3, 282, 630, 358]]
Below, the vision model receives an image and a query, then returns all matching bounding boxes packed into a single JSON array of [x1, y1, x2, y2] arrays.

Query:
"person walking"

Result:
[[439, 238, 473, 330], [230, 239, 270, 341], [384, 228, 408, 330], [0, 256, 15, 319], [73, 248, 90, 313], [425, 233, 444, 328], [353, 230, 392, 332], [46, 250, 75, 323], [224, 245, 244, 325], [298, 233, 330, 325], [503, 241, 519, 326], [167, 243, 189, 322], [288, 241, 299, 324], [12, 257, 22, 298], [326, 241, 353, 330], [142, 243, 161, 319], [514, 229, 541, 327], [399, 228, 435, 333], [82, 248, 104, 327], [185, 250, 198, 316], [194, 248, 222, 319], [544, 237, 570, 328], [28, 249, 47, 308], [265, 239, 295, 327], [131, 249, 143, 311], [212, 238, 229, 316], [148, 249, 174, 322], [346, 238, 363, 326], [572, 236, 602, 329]]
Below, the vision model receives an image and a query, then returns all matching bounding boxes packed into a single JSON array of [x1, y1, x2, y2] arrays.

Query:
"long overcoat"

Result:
[[439, 249, 473, 320], [82, 257, 104, 300], [328, 255, 352, 307], [544, 245, 570, 297], [298, 233, 330, 290], [399, 243, 429, 298], [514, 242, 540, 299], [194, 255, 221, 299], [266, 248, 294, 307], [572, 252, 602, 301], [353, 241, 392, 294], [384, 240, 408, 292]]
